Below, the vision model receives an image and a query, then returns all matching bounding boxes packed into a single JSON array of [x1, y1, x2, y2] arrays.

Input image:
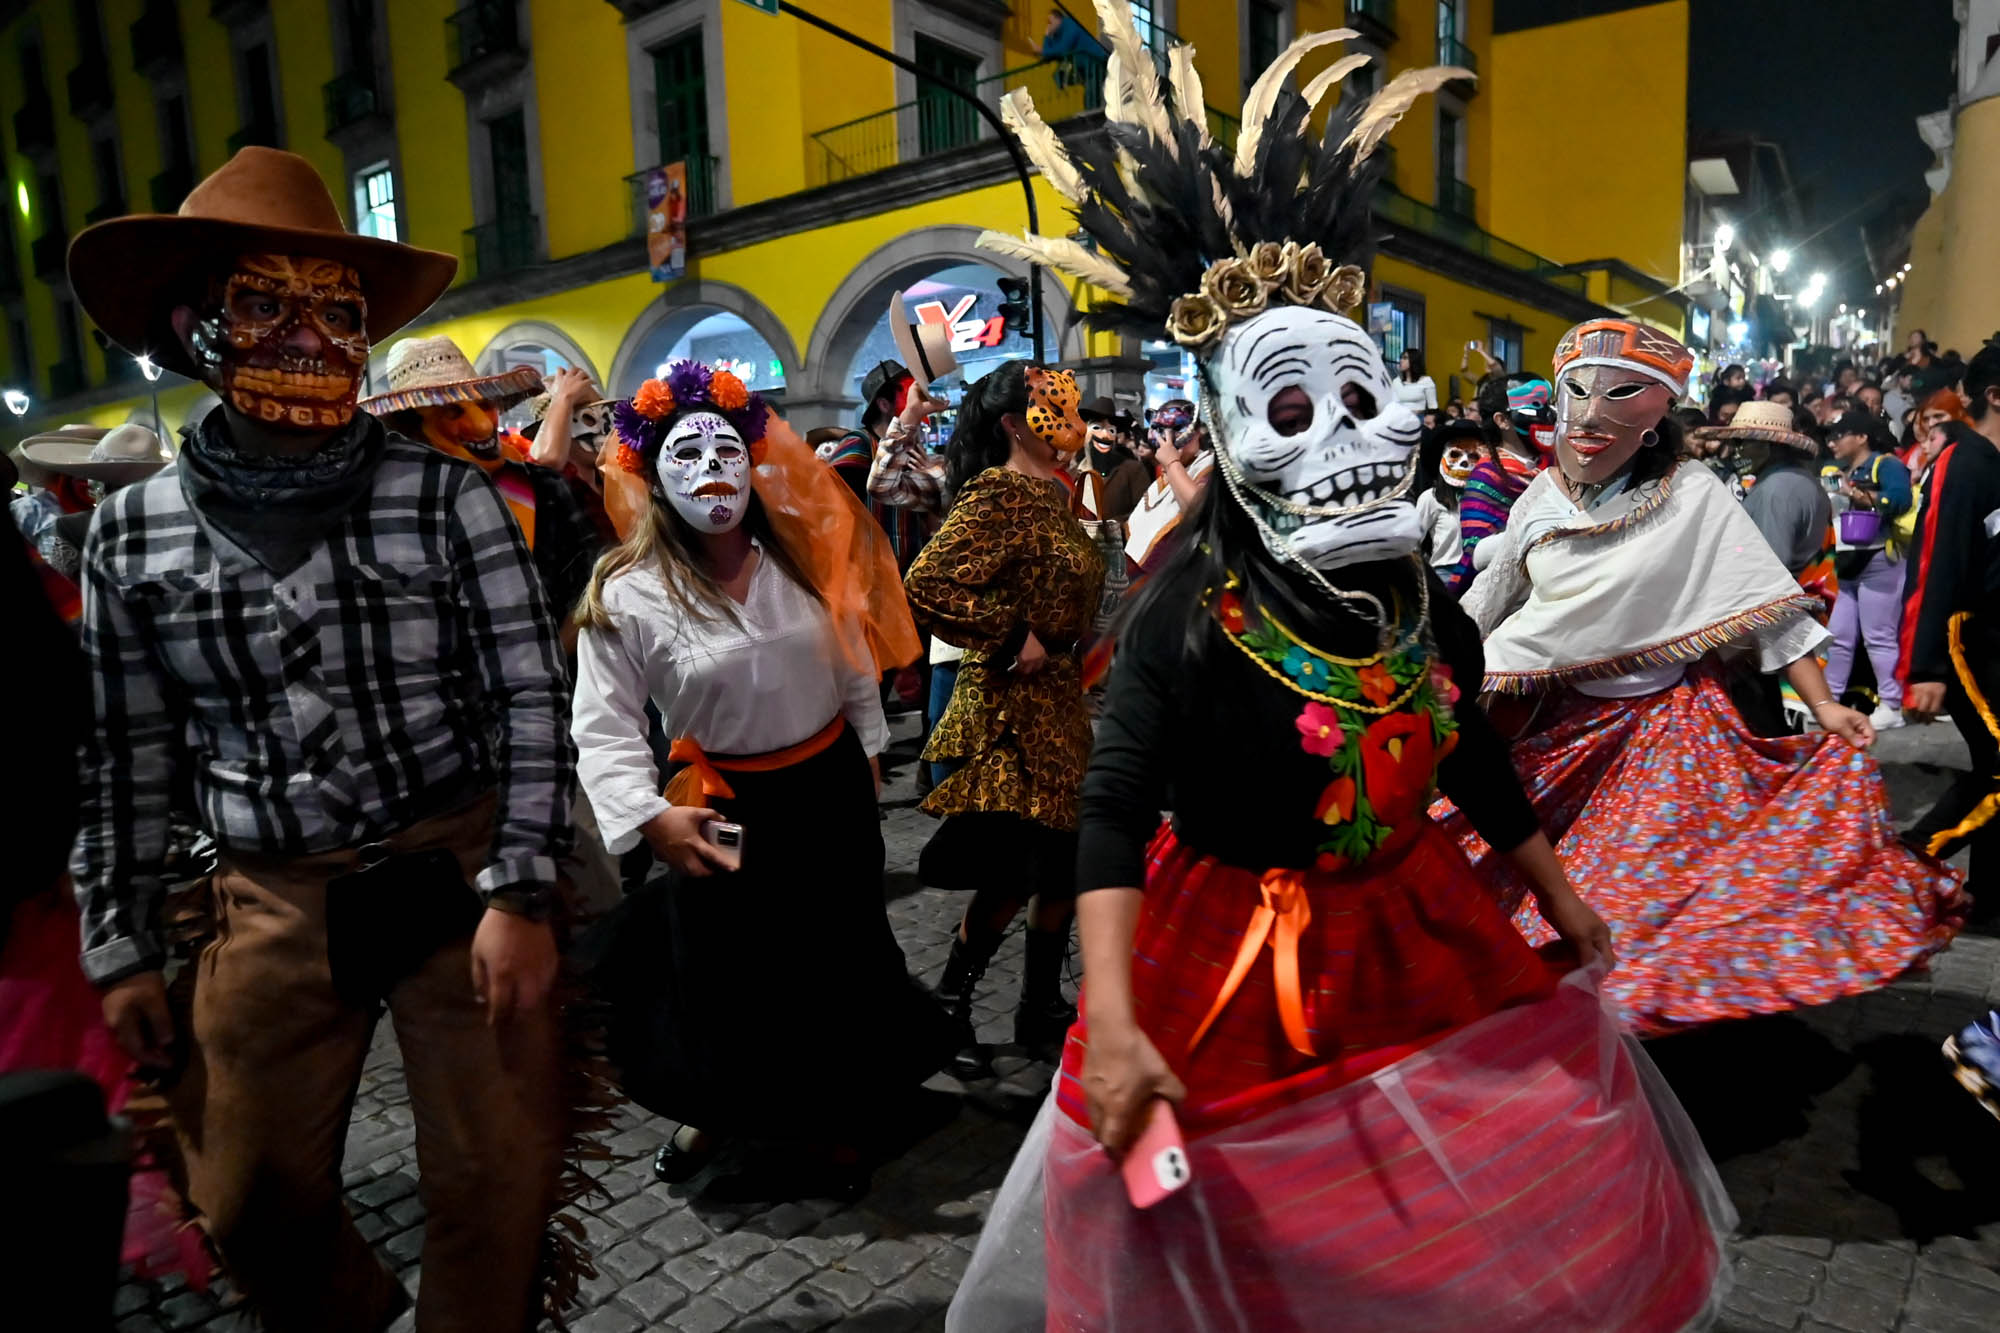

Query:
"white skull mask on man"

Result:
[[1207, 305, 1424, 571], [656, 412, 751, 532]]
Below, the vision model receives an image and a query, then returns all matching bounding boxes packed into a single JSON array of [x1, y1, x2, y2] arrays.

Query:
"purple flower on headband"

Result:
[[611, 397, 670, 456], [664, 360, 714, 408]]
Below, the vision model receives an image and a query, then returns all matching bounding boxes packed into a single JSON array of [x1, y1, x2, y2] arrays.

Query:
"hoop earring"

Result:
[[1642, 428, 1661, 448]]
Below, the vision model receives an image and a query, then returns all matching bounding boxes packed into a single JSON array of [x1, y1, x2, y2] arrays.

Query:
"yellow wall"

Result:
[[271, 1, 346, 218], [1375, 253, 1571, 401], [1896, 95, 2000, 358], [1487, 0, 1687, 283], [531, 0, 633, 259], [385, 0, 475, 280]]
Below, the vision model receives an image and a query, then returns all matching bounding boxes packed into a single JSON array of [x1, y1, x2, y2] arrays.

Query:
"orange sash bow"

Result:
[[1187, 868, 1316, 1058], [661, 716, 847, 809]]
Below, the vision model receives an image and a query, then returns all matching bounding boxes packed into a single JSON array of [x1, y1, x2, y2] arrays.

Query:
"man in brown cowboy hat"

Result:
[[66, 147, 577, 1332]]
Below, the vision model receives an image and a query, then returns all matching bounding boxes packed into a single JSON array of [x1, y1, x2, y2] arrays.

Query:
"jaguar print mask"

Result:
[[1024, 367, 1086, 454], [190, 252, 369, 430]]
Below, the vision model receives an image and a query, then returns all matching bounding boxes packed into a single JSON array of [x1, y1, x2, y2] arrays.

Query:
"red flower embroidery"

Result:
[[1358, 661, 1398, 705], [1314, 850, 1351, 874], [1314, 775, 1357, 826], [1294, 702, 1345, 757], [1359, 712, 1437, 827], [1217, 591, 1247, 635]]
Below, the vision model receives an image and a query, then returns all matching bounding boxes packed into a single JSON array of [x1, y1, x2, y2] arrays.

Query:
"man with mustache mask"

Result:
[[65, 148, 581, 1331]]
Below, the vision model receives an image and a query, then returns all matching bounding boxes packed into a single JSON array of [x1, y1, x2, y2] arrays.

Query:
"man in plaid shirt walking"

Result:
[[67, 148, 578, 1332]]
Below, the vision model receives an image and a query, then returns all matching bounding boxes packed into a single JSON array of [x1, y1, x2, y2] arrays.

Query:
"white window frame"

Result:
[[353, 161, 398, 242]]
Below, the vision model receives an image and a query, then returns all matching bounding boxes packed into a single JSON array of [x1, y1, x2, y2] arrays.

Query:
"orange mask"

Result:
[[191, 252, 370, 430], [416, 399, 502, 462], [1025, 367, 1086, 453]]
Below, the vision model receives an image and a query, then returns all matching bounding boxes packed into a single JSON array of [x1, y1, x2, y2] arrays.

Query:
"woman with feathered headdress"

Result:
[[948, 7, 1728, 1328]]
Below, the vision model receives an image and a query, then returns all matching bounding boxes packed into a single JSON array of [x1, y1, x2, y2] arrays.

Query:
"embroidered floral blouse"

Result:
[[1077, 561, 1540, 889]]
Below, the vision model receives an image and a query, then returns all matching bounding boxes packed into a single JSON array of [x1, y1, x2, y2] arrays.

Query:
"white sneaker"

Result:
[[1869, 703, 1907, 730]]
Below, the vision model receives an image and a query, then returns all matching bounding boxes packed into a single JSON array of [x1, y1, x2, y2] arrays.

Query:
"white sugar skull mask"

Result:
[[1207, 305, 1423, 571], [656, 412, 751, 532]]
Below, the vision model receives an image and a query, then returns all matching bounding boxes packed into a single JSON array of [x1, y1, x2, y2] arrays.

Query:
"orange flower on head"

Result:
[[1358, 662, 1398, 705], [633, 378, 676, 419], [613, 441, 646, 475], [710, 370, 750, 411]]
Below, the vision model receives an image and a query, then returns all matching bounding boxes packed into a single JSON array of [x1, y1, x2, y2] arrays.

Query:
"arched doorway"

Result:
[[609, 281, 798, 404], [475, 322, 603, 430]]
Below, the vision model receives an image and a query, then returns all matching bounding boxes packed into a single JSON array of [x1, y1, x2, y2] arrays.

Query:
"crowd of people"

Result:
[[4, 9, 2000, 1330]]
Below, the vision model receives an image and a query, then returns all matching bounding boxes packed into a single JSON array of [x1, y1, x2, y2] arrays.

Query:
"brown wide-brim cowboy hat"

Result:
[[67, 147, 458, 382]]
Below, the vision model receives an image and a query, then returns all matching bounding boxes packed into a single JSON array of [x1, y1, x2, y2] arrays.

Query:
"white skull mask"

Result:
[[569, 401, 615, 464], [1208, 306, 1423, 571], [656, 412, 751, 532]]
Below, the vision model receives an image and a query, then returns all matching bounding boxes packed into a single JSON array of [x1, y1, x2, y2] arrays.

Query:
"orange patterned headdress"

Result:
[[1552, 319, 1694, 399]]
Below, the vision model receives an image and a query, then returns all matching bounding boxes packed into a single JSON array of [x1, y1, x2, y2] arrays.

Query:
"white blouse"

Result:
[[1391, 375, 1438, 410], [571, 545, 888, 853]]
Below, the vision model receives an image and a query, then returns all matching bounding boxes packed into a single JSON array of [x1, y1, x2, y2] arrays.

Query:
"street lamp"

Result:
[[3, 388, 28, 418], [1771, 248, 1792, 272], [1727, 320, 1749, 342], [136, 354, 165, 444]]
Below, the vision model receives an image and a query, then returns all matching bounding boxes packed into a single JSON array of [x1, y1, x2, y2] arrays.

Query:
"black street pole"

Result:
[[775, 0, 1047, 362]]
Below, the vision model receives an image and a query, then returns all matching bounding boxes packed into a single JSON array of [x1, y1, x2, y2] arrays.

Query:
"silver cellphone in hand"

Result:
[[701, 819, 745, 871]]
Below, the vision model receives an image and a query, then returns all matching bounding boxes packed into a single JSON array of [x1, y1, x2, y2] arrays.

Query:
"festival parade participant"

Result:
[[950, 11, 1727, 1328], [1447, 370, 1557, 590], [1439, 318, 1964, 1033], [360, 335, 602, 626], [902, 359, 1103, 1075], [1415, 417, 1481, 577], [569, 360, 950, 1199], [66, 147, 585, 1331], [1077, 397, 1150, 521], [1122, 397, 1211, 573]]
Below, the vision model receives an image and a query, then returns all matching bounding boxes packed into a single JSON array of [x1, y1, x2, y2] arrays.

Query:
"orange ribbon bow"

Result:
[[1186, 869, 1316, 1059]]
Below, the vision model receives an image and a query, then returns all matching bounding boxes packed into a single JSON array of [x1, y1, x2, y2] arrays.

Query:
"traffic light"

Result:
[[996, 275, 1032, 334]]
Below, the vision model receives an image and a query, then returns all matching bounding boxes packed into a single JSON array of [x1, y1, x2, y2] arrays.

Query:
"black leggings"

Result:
[[919, 811, 1080, 905]]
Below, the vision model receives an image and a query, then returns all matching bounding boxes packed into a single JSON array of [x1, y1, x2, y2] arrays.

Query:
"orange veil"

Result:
[[600, 412, 920, 677]]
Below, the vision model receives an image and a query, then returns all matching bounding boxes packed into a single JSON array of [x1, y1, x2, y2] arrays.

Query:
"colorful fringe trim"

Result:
[[1523, 464, 1679, 556], [1483, 593, 1824, 696], [361, 365, 543, 418]]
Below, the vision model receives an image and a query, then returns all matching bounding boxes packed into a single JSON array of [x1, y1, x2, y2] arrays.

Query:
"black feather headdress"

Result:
[[978, 1, 1470, 353]]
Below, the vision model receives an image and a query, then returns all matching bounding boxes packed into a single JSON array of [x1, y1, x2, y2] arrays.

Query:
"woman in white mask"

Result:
[[569, 361, 953, 1202]]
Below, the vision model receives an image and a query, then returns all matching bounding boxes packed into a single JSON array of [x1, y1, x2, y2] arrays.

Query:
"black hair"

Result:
[[1627, 412, 1689, 490], [1401, 347, 1426, 382], [1965, 335, 2000, 422], [1720, 363, 1748, 385], [1763, 377, 1797, 402], [1707, 384, 1751, 423], [941, 359, 1031, 507], [1674, 406, 1708, 433]]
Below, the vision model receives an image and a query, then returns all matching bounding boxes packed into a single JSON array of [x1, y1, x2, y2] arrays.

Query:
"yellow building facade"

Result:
[[0, 0, 1686, 441]]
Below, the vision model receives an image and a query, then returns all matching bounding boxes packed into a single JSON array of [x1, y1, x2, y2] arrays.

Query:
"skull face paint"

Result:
[[1208, 305, 1423, 571], [1553, 363, 1673, 486], [657, 412, 751, 532], [1439, 443, 1477, 488], [415, 399, 501, 461], [190, 253, 369, 430]]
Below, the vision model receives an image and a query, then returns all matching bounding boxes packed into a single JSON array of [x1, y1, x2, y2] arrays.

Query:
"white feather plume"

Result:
[[1299, 52, 1372, 116], [1234, 29, 1357, 179], [976, 230, 1138, 301], [1343, 66, 1474, 162], [1093, 0, 1176, 154], [1167, 44, 1210, 148], [999, 88, 1086, 203]]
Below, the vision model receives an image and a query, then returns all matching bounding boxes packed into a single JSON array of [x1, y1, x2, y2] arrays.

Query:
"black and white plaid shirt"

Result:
[[72, 433, 576, 984]]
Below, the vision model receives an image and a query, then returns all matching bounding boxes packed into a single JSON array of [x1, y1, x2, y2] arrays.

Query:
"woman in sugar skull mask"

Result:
[[949, 8, 1727, 1329], [570, 360, 952, 1200], [1434, 318, 1964, 1034], [1413, 417, 1483, 580], [902, 359, 1105, 1077]]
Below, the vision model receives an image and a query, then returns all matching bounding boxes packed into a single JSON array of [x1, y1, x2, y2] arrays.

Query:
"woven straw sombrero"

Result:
[[358, 335, 543, 417], [1691, 400, 1816, 453]]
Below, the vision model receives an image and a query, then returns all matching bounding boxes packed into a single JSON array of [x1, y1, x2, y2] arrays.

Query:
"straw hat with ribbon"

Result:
[[12, 423, 174, 487], [357, 336, 544, 418], [66, 147, 458, 380], [1692, 400, 1817, 454]]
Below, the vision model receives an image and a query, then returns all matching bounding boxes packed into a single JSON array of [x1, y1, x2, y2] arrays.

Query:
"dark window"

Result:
[[7, 315, 30, 382], [92, 136, 123, 212], [1488, 317, 1524, 374], [37, 169, 66, 236], [653, 30, 709, 168], [55, 297, 83, 366], [76, 1, 106, 61], [488, 108, 530, 218], [161, 93, 192, 169], [1247, 2, 1282, 88], [1437, 109, 1462, 197], [22, 39, 47, 100], [1378, 292, 1424, 367], [913, 33, 979, 155], [339, 0, 376, 75], [243, 42, 278, 135]]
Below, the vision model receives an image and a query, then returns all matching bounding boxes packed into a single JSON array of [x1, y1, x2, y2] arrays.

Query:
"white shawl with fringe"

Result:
[[1463, 460, 1829, 695]]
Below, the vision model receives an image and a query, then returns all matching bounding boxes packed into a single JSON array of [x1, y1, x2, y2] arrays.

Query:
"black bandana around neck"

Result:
[[178, 405, 388, 575]]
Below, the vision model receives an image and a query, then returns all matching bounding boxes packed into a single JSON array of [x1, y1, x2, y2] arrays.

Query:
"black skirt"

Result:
[[576, 724, 954, 1138]]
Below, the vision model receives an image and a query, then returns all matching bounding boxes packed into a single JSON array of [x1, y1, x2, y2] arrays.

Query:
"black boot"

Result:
[[936, 923, 1002, 1080], [1015, 926, 1078, 1057]]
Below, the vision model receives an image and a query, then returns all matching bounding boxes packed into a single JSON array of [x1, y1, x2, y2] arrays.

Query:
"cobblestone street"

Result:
[[109, 718, 2000, 1332]]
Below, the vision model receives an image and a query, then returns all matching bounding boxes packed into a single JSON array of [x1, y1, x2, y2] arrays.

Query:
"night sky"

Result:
[[1685, 0, 1959, 304]]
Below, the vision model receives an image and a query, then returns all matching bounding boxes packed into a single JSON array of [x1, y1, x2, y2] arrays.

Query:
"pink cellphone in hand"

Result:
[[1121, 1100, 1192, 1208]]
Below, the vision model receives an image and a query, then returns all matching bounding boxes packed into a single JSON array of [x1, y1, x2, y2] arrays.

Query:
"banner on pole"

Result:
[[645, 161, 688, 283]]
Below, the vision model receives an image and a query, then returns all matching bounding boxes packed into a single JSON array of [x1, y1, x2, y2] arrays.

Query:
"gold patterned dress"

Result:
[[904, 466, 1105, 831]]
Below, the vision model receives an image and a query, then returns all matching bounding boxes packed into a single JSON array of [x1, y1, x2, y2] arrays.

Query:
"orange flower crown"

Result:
[[612, 361, 769, 475]]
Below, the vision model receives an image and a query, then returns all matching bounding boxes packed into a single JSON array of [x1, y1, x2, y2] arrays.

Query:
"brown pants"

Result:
[[166, 798, 563, 1333]]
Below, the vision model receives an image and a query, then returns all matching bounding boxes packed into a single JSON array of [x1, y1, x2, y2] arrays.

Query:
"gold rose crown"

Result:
[[977, 0, 1468, 355]]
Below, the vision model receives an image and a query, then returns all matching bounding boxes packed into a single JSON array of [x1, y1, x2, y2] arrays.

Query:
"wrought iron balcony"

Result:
[[1375, 185, 1585, 295], [1347, 0, 1397, 44], [150, 161, 196, 213], [464, 213, 539, 281], [131, 2, 185, 80], [624, 157, 720, 239], [30, 230, 68, 281], [49, 358, 88, 401], [324, 70, 384, 138], [14, 93, 56, 156], [226, 120, 280, 154], [1438, 177, 1476, 219], [445, 0, 526, 89], [1439, 35, 1477, 78], [67, 57, 114, 120]]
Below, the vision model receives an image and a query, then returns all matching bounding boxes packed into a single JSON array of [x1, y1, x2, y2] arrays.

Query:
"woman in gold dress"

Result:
[[904, 360, 1104, 1076]]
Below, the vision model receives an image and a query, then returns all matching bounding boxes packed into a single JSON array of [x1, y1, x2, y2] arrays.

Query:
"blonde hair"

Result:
[[574, 488, 821, 634]]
